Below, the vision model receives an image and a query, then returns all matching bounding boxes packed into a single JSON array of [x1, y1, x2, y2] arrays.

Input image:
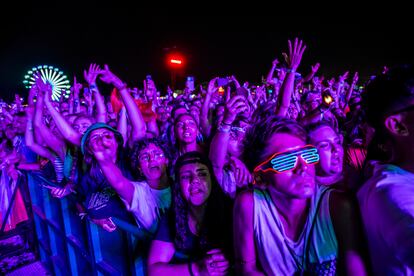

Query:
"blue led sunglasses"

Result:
[[254, 145, 320, 174]]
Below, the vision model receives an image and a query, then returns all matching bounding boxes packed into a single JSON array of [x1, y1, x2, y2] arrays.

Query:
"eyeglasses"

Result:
[[254, 145, 320, 174], [138, 150, 165, 162], [89, 131, 115, 144]]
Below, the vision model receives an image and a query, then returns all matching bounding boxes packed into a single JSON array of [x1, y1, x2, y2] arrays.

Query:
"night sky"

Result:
[[1, 6, 413, 102]]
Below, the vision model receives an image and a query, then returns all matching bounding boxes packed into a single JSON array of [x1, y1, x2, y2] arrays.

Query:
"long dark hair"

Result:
[[172, 152, 233, 257]]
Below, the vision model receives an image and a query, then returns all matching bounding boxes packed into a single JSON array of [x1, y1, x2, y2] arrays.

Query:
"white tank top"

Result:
[[253, 185, 338, 275]]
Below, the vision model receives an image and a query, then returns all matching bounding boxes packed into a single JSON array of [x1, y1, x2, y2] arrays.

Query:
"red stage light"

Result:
[[170, 59, 182, 64]]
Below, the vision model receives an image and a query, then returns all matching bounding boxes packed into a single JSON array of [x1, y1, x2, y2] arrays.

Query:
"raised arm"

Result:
[[209, 96, 247, 184], [33, 78, 66, 159], [301, 62, 320, 83], [345, 72, 359, 108], [72, 76, 81, 114], [25, 106, 56, 161], [43, 83, 82, 146], [100, 65, 147, 142], [117, 107, 128, 147], [91, 143, 135, 205], [266, 58, 279, 84], [84, 63, 107, 123], [200, 78, 217, 137], [275, 38, 306, 117]]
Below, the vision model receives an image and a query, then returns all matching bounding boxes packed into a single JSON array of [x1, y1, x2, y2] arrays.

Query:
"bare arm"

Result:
[[44, 89, 81, 146], [147, 240, 187, 276], [84, 63, 107, 123], [209, 96, 247, 184], [33, 83, 65, 159], [276, 38, 306, 117], [234, 190, 265, 275], [330, 191, 368, 276], [100, 65, 147, 142], [117, 107, 128, 147], [301, 62, 320, 83], [345, 72, 359, 109], [200, 79, 218, 138], [95, 157, 135, 205], [25, 107, 56, 161], [266, 59, 279, 84]]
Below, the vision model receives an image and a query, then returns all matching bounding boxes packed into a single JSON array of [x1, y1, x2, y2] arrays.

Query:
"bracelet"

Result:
[[188, 261, 195, 276], [217, 124, 231, 133], [221, 121, 232, 126], [286, 68, 296, 73], [89, 84, 97, 89]]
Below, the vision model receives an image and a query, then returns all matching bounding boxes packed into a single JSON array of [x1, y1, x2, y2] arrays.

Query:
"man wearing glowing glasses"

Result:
[[233, 116, 368, 275]]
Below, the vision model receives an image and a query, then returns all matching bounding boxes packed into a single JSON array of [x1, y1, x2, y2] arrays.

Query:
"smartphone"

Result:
[[146, 75, 152, 81], [235, 87, 249, 98], [186, 76, 195, 91], [83, 87, 91, 97], [217, 78, 229, 87]]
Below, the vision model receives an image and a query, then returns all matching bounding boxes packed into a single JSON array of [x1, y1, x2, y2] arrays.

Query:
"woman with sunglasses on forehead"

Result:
[[234, 116, 368, 275]]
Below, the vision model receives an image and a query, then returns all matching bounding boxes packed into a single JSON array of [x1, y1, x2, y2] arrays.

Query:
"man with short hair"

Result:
[[358, 64, 414, 275]]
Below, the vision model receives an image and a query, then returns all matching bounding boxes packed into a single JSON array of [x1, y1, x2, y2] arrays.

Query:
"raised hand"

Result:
[[272, 58, 279, 67], [311, 62, 320, 73], [285, 38, 307, 71], [35, 73, 53, 100], [84, 63, 102, 85], [339, 71, 349, 83], [207, 77, 219, 95], [99, 65, 124, 88], [71, 76, 82, 97], [352, 72, 359, 84], [327, 77, 336, 87], [223, 95, 249, 125], [229, 156, 252, 187]]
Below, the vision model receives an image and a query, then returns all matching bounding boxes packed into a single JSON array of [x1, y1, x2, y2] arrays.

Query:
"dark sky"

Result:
[[1, 6, 413, 101]]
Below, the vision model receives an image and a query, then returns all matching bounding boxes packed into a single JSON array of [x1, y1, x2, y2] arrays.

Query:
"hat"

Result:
[[80, 123, 124, 155]]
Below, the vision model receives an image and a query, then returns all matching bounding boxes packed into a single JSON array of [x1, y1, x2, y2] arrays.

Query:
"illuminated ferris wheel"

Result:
[[23, 65, 71, 101]]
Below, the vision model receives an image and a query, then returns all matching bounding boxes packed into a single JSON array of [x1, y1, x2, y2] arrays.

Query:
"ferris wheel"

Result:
[[23, 65, 71, 101]]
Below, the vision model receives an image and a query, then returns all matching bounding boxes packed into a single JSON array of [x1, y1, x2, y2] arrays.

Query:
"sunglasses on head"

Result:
[[254, 145, 320, 174]]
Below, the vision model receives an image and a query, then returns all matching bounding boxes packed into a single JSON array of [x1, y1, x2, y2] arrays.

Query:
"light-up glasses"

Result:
[[254, 145, 319, 174]]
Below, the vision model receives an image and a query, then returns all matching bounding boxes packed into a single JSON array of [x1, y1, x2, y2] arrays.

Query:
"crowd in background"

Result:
[[1, 38, 414, 275]]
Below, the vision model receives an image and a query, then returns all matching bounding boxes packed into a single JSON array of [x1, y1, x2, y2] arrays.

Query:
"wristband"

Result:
[[286, 68, 296, 73], [221, 121, 232, 126], [217, 124, 231, 133], [89, 84, 97, 89]]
